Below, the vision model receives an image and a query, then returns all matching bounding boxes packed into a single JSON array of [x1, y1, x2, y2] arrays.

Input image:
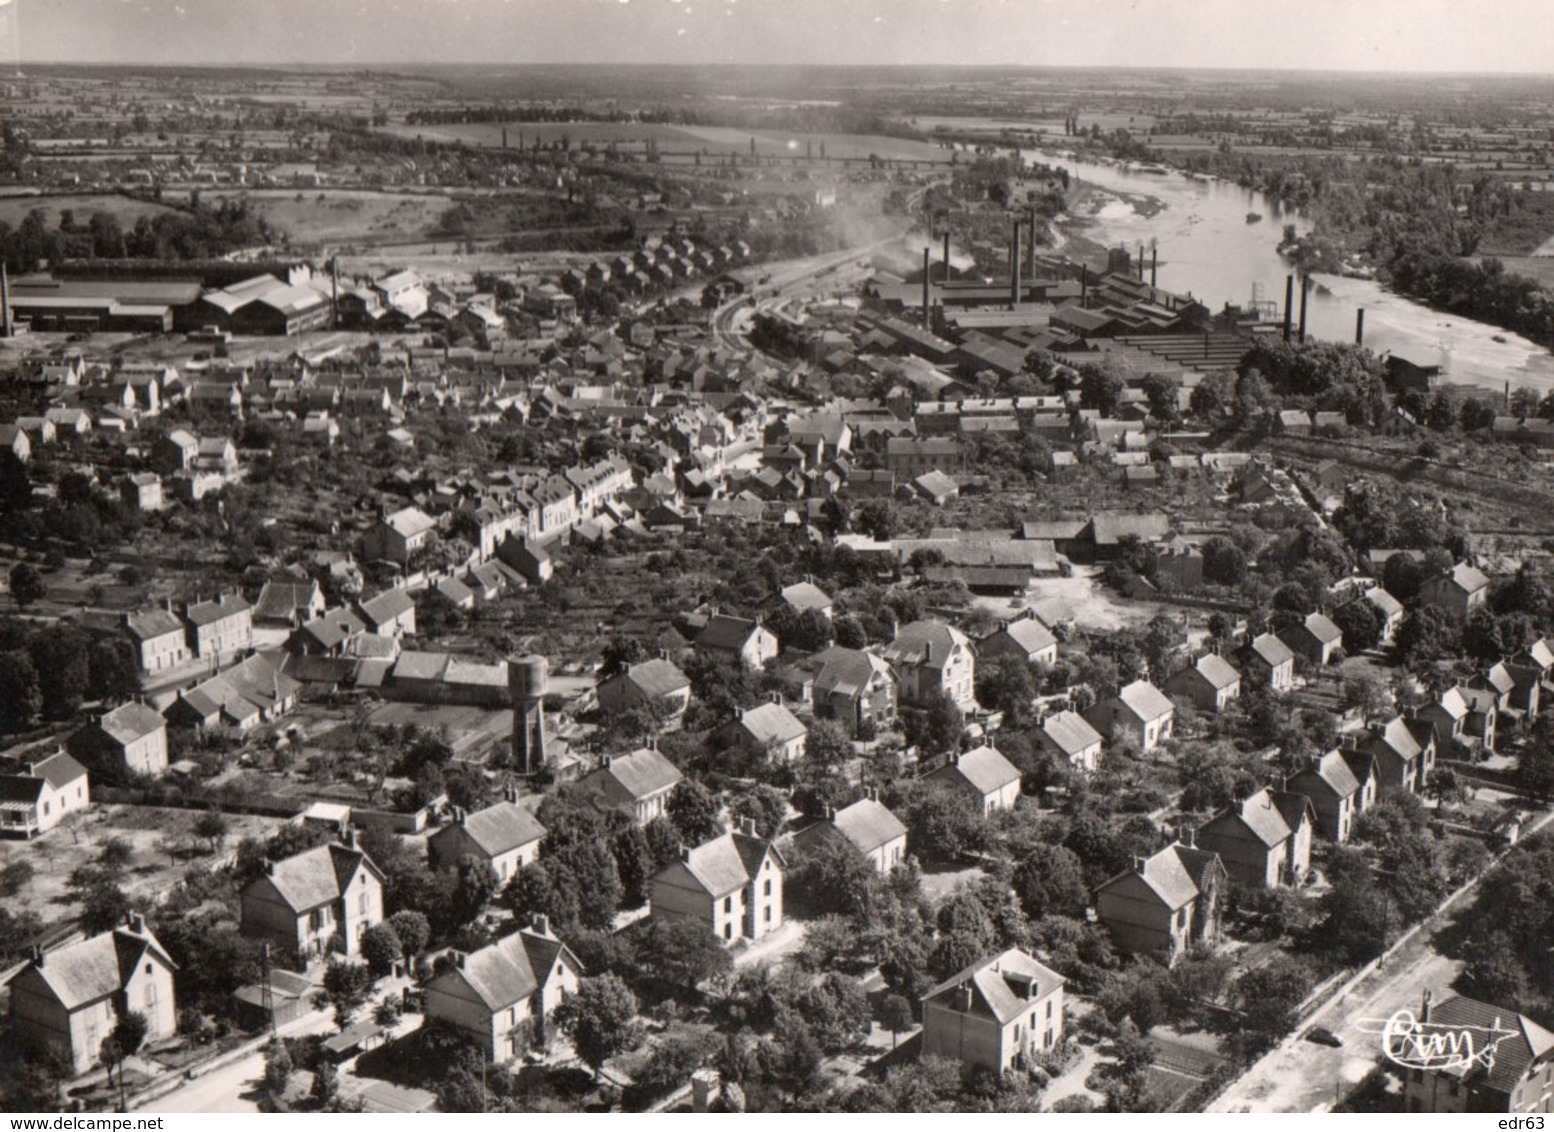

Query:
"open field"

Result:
[[201, 188, 459, 246], [0, 193, 177, 228], [0, 804, 289, 930]]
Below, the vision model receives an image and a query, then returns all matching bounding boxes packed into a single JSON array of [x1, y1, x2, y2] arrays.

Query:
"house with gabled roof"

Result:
[[364, 506, 438, 566], [289, 608, 368, 656], [423, 917, 582, 1064], [780, 645, 897, 736], [124, 604, 190, 675], [1094, 839, 1226, 964], [1401, 991, 1554, 1113], [881, 620, 976, 711], [976, 615, 1058, 668], [184, 591, 253, 661], [1038, 709, 1104, 773], [920, 948, 1065, 1076], [596, 658, 692, 719], [777, 581, 833, 621], [239, 828, 385, 963], [650, 819, 784, 945], [357, 589, 416, 638], [714, 701, 807, 764], [428, 791, 547, 883], [1290, 749, 1373, 843], [1239, 632, 1295, 693], [1420, 562, 1491, 625], [1194, 787, 1313, 889], [1085, 679, 1175, 751], [926, 745, 1022, 815], [87, 701, 168, 779], [1418, 687, 1471, 751], [253, 580, 325, 627], [1164, 653, 1242, 714], [575, 747, 683, 826], [695, 614, 779, 669], [793, 792, 907, 874], [1281, 611, 1344, 667], [1362, 586, 1405, 647], [7, 913, 177, 1075], [0, 750, 89, 838], [1347, 715, 1432, 797]]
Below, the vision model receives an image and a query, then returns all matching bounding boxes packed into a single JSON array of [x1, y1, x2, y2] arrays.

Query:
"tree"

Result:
[[1177, 742, 1257, 812], [263, 1039, 293, 1094], [975, 656, 1037, 723], [804, 718, 854, 769], [1515, 714, 1554, 800], [667, 779, 722, 845], [388, 910, 430, 958], [192, 809, 229, 854], [1394, 605, 1459, 672], [1233, 957, 1312, 1050], [100, 1009, 149, 1111], [555, 973, 642, 1080], [360, 922, 403, 980], [1012, 842, 1089, 920], [1339, 672, 1392, 723], [80, 882, 132, 934], [1201, 537, 1246, 587], [728, 784, 790, 839], [8, 562, 44, 609], [902, 690, 964, 758], [0, 649, 42, 730], [878, 994, 914, 1049], [1330, 597, 1382, 654], [633, 918, 734, 993], [448, 855, 499, 928], [899, 779, 987, 862], [317, 960, 374, 1030], [310, 1061, 338, 1108]]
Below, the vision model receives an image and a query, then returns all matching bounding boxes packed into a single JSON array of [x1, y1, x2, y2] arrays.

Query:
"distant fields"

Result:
[[375, 120, 949, 162], [0, 193, 177, 228]]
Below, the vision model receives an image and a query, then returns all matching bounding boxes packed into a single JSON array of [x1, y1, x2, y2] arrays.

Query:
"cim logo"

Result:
[[1363, 1008, 1519, 1074]]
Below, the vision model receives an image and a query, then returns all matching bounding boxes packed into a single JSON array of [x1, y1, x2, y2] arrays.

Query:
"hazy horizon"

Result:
[[1, 0, 1551, 76]]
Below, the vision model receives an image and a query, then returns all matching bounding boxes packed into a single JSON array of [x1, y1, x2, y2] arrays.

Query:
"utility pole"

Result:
[[261, 943, 276, 1039]]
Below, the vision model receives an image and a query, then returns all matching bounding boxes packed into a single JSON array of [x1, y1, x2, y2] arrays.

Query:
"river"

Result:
[[1027, 148, 1554, 394]]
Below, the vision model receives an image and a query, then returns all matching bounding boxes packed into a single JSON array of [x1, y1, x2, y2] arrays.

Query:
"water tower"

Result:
[[509, 654, 548, 774]]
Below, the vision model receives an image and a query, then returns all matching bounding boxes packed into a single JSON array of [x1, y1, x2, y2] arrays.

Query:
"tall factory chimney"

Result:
[[0, 263, 10, 339], [510, 654, 549, 775], [1080, 264, 1089, 309], [1150, 246, 1158, 289], [1298, 274, 1310, 344], [1025, 207, 1036, 266], [1282, 274, 1295, 342], [921, 247, 931, 330], [1355, 308, 1365, 346], [1010, 220, 1022, 307], [329, 257, 339, 330], [941, 231, 950, 284], [1136, 243, 1144, 282]]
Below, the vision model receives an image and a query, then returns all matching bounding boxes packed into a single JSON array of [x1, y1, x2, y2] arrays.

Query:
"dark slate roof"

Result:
[[609, 658, 690, 698], [247, 843, 377, 914], [1425, 993, 1554, 1096], [594, 747, 683, 801], [427, 927, 574, 1012], [99, 702, 165, 746], [22, 922, 175, 1011], [830, 798, 907, 854], [697, 614, 764, 652]]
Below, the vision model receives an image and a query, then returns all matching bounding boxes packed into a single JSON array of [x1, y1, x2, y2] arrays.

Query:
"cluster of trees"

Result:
[[0, 201, 280, 271], [1448, 834, 1554, 1027], [0, 615, 139, 733]]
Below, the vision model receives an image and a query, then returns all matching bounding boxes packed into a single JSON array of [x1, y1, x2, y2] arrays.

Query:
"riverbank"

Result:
[[1050, 182, 1167, 263]]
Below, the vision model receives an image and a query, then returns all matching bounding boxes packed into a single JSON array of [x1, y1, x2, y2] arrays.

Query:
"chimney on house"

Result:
[[125, 911, 145, 934], [866, 786, 880, 803], [530, 913, 551, 938], [738, 816, 758, 837], [679, 843, 691, 864], [502, 781, 520, 804], [453, 950, 466, 969], [31, 944, 44, 966], [1133, 854, 1148, 874], [1421, 989, 1434, 1024], [342, 823, 359, 850], [954, 983, 973, 1013]]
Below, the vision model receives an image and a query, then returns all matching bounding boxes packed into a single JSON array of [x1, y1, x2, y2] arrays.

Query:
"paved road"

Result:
[[1211, 806, 1554, 1112], [141, 1005, 336, 1114]]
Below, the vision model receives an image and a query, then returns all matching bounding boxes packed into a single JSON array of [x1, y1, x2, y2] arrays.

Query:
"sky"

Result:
[[1, 0, 1552, 72]]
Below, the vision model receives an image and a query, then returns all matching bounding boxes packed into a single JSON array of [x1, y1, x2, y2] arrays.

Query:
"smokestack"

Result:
[[921, 247, 931, 330], [1080, 264, 1089, 309], [941, 231, 950, 284], [1026, 208, 1036, 266], [1010, 220, 1021, 307], [1298, 274, 1310, 344], [1355, 308, 1365, 346], [330, 258, 339, 331], [1, 263, 10, 339], [1283, 274, 1294, 341], [1137, 243, 1144, 282], [1150, 246, 1158, 289]]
